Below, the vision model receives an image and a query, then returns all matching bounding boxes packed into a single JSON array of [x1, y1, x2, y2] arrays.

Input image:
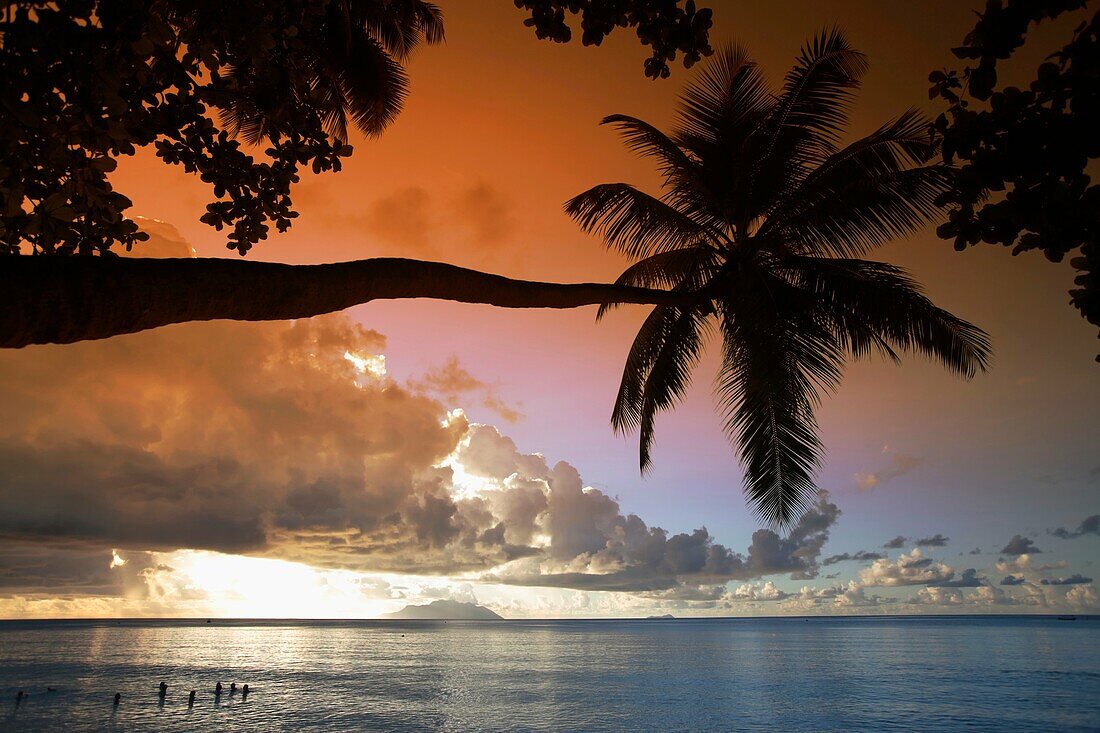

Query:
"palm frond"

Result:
[[596, 246, 717, 321], [715, 328, 824, 527], [674, 44, 773, 147], [716, 282, 845, 525], [758, 27, 869, 169], [761, 110, 944, 255], [565, 183, 712, 261], [782, 257, 992, 377], [315, 27, 410, 140], [359, 0, 445, 60], [635, 306, 713, 472]]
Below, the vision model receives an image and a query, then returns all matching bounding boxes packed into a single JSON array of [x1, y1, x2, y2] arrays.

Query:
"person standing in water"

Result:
[[188, 690, 196, 707], [158, 682, 167, 698]]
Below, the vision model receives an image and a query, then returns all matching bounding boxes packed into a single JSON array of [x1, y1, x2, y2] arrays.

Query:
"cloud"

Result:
[[492, 486, 842, 592], [915, 587, 965, 606], [1066, 585, 1099, 608], [1040, 575, 1093, 586], [821, 550, 885, 566], [1000, 575, 1026, 586], [1050, 515, 1099, 540], [453, 183, 515, 245], [731, 582, 789, 602], [915, 533, 949, 547], [858, 549, 955, 587], [925, 568, 984, 588], [854, 448, 923, 491], [362, 183, 515, 255], [412, 357, 523, 422], [883, 536, 907, 549], [995, 554, 1066, 575], [0, 315, 848, 602], [1000, 535, 1042, 556], [366, 187, 434, 252]]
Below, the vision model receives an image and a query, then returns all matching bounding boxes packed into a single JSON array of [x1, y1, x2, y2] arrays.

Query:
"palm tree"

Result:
[[566, 31, 991, 526], [219, 0, 445, 143]]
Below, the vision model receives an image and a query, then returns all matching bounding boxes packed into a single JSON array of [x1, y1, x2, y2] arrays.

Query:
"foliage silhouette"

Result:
[[568, 34, 992, 525], [0, 0, 710, 259], [515, 0, 713, 79], [929, 0, 1099, 358]]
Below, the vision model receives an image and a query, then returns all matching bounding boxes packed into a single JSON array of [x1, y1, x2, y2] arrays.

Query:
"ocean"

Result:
[[1, 616, 1097, 732]]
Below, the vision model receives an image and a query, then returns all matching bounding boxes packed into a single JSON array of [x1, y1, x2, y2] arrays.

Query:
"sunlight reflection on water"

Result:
[[1, 616, 1098, 732]]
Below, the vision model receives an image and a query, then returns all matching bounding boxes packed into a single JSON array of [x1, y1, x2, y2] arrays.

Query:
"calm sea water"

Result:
[[1, 616, 1098, 732]]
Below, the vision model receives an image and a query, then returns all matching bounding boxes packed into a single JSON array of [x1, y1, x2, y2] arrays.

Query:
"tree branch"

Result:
[[0, 256, 682, 348]]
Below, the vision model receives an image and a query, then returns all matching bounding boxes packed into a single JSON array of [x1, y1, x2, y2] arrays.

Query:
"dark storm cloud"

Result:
[[915, 534, 950, 547], [0, 544, 156, 597], [883, 536, 907, 549], [1000, 535, 1042, 556], [1000, 575, 1026, 585], [821, 550, 885, 566], [1050, 515, 1100, 540], [925, 568, 984, 588], [1040, 574, 1093, 586]]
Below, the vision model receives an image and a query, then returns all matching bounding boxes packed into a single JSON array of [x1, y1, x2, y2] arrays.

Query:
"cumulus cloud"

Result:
[[731, 582, 789, 602], [1000, 535, 1042, 556], [995, 554, 1065, 575], [1050, 515, 1099, 540], [488, 453, 842, 592], [883, 536, 907, 549], [858, 549, 955, 587], [915, 534, 949, 547], [854, 447, 923, 491]]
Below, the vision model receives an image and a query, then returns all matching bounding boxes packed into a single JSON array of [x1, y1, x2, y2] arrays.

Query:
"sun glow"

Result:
[[147, 551, 400, 619], [343, 350, 387, 380]]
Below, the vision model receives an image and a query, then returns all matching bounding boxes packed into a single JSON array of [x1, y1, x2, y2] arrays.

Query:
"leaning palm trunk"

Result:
[[0, 256, 680, 348]]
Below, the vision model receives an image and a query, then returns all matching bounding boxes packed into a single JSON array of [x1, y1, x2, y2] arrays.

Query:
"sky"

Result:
[[1, 1, 1097, 619]]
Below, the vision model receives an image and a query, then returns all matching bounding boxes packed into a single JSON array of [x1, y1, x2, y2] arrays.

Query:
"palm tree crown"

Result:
[[222, 0, 445, 143], [566, 30, 991, 526]]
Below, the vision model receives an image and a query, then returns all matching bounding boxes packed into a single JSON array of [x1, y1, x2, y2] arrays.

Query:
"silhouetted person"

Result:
[[188, 690, 196, 707], [242, 684, 249, 699], [113, 692, 121, 706], [215, 682, 222, 696], [159, 681, 167, 698], [230, 683, 236, 695], [15, 691, 24, 705]]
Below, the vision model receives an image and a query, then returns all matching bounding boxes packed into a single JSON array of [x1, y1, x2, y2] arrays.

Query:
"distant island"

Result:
[[382, 599, 503, 620], [645, 614, 676, 620]]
